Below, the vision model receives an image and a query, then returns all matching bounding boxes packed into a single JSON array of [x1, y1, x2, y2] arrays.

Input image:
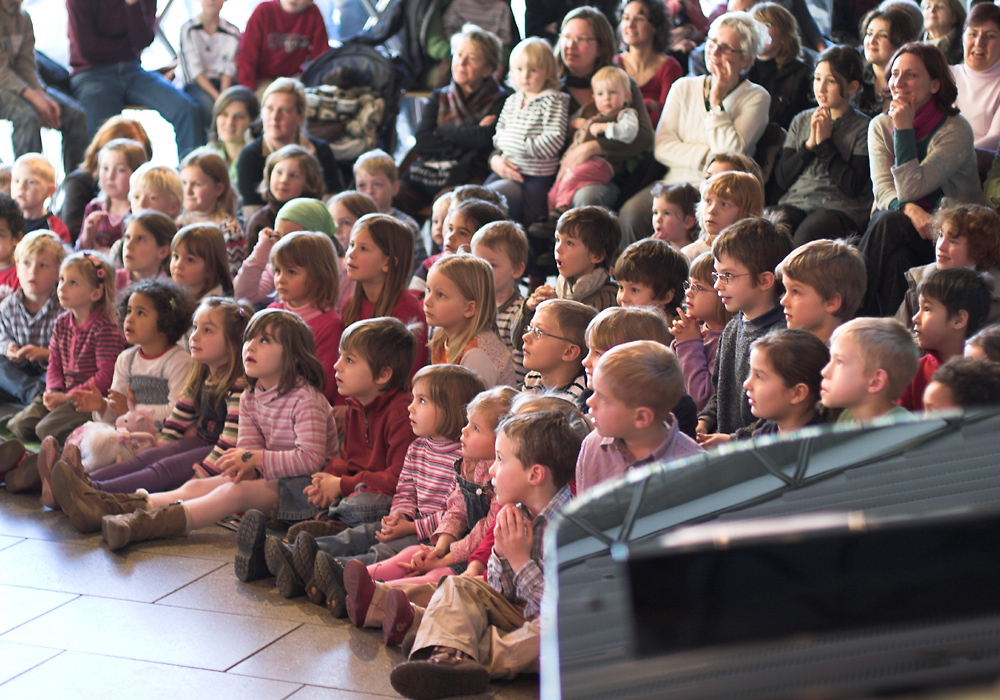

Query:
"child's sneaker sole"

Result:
[[234, 509, 268, 582]]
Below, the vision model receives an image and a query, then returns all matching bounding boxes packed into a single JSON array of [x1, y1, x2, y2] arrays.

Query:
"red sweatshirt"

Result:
[[236, 0, 328, 87], [322, 387, 416, 495]]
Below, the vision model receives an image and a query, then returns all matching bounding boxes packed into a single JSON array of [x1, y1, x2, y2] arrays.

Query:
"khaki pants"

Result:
[[8, 395, 88, 444], [362, 581, 437, 628], [410, 576, 540, 680]]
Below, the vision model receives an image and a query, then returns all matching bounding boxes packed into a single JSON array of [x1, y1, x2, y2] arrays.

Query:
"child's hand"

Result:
[[79, 210, 108, 248], [461, 559, 486, 578], [6, 343, 19, 362], [588, 122, 608, 137], [697, 432, 731, 449], [376, 516, 415, 542], [42, 390, 69, 410], [490, 155, 523, 183], [494, 503, 532, 572], [17, 345, 48, 363], [217, 448, 263, 482], [399, 543, 443, 575], [108, 387, 136, 415], [670, 308, 704, 343], [68, 383, 106, 414], [256, 228, 279, 249], [525, 285, 555, 312], [479, 115, 497, 127], [569, 117, 588, 131], [304, 472, 341, 508]]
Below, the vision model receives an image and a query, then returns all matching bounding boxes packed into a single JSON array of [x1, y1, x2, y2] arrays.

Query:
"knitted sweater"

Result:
[[160, 378, 245, 478], [868, 112, 985, 213], [655, 76, 771, 185], [322, 388, 416, 495], [46, 309, 127, 394], [952, 59, 1000, 153], [388, 436, 462, 540], [493, 89, 569, 176], [698, 304, 786, 434]]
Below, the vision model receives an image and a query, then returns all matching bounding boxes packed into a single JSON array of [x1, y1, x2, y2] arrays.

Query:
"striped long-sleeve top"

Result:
[[237, 380, 339, 480], [493, 89, 569, 176], [160, 378, 246, 478], [46, 309, 127, 394], [389, 436, 462, 541]]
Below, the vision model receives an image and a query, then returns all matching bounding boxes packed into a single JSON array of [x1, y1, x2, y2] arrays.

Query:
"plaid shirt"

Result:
[[487, 484, 572, 618], [0, 290, 64, 370]]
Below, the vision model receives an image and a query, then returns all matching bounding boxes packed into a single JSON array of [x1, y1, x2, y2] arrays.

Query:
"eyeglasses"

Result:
[[560, 34, 598, 46], [706, 36, 742, 56], [524, 325, 574, 343], [683, 281, 711, 294], [711, 271, 752, 285]]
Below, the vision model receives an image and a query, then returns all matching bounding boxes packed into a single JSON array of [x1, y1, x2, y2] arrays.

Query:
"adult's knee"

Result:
[[618, 187, 655, 247]]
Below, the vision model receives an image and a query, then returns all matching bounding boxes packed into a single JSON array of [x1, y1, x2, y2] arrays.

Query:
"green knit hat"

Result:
[[275, 198, 336, 238]]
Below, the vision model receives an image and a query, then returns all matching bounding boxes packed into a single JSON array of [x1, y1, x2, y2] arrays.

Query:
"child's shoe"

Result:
[[50, 461, 149, 533], [264, 536, 304, 598], [5, 451, 39, 493], [0, 439, 25, 477], [389, 646, 490, 700], [382, 587, 416, 646], [37, 436, 60, 509], [292, 531, 319, 592], [60, 442, 85, 479], [313, 551, 347, 617], [102, 502, 190, 551], [234, 509, 269, 582], [344, 558, 376, 628], [287, 518, 349, 541]]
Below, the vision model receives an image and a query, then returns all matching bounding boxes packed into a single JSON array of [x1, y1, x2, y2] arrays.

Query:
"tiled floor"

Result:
[[0, 488, 538, 699]]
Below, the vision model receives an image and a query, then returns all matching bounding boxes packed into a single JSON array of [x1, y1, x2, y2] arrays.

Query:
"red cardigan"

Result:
[[322, 387, 416, 495]]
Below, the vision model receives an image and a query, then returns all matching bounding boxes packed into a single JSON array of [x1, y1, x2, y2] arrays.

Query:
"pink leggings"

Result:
[[367, 544, 454, 586]]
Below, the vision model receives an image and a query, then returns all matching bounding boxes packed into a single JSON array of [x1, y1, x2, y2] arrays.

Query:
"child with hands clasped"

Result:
[[40, 279, 194, 508], [259, 365, 485, 608], [671, 252, 733, 412], [389, 410, 583, 699], [426, 253, 516, 388], [77, 139, 148, 254], [97, 309, 339, 551], [489, 37, 569, 227], [51, 299, 250, 534]]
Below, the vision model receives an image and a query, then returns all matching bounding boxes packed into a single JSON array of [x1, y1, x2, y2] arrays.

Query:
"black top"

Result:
[[236, 135, 339, 208]]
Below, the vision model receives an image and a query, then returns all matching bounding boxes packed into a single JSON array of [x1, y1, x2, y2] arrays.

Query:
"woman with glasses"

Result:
[[858, 42, 983, 317], [618, 11, 770, 245]]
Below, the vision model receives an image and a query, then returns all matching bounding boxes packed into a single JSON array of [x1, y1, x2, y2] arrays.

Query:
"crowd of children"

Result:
[[6, 5, 1000, 698]]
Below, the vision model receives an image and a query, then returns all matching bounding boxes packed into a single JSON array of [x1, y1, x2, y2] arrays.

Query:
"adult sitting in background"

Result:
[[746, 2, 813, 131], [952, 3, 1000, 179], [727, 0, 827, 53], [858, 42, 983, 317], [66, 0, 203, 158], [860, 6, 918, 116], [921, 0, 964, 65], [394, 24, 509, 219], [0, 0, 88, 174], [615, 0, 683, 129], [618, 11, 770, 245], [236, 78, 337, 223], [52, 116, 151, 242], [206, 86, 260, 191], [490, 7, 653, 224]]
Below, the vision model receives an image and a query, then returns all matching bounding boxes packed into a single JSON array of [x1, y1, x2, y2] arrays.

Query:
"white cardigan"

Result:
[[654, 75, 771, 184]]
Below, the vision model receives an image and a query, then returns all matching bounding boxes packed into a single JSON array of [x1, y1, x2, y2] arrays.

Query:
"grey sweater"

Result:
[[775, 107, 873, 228], [698, 304, 786, 435]]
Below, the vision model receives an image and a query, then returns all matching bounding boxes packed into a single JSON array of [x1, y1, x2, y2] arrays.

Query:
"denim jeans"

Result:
[[70, 61, 204, 157], [0, 86, 89, 170], [316, 521, 422, 565]]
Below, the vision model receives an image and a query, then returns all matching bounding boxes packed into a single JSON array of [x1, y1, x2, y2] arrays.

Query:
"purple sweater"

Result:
[[68, 0, 155, 72], [671, 328, 723, 413]]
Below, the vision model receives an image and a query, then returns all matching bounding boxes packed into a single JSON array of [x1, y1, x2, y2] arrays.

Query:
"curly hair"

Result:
[[118, 278, 195, 346]]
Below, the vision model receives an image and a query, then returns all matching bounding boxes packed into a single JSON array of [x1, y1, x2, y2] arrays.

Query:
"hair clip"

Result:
[[83, 253, 105, 280], [168, 297, 177, 309], [238, 307, 247, 318]]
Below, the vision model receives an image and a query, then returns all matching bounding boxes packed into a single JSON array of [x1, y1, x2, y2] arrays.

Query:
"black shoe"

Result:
[[389, 647, 490, 700], [293, 530, 319, 589], [265, 536, 304, 598], [313, 551, 347, 617], [234, 509, 269, 582]]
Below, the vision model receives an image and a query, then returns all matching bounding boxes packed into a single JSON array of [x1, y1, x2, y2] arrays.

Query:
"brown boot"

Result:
[[102, 502, 190, 551], [37, 436, 60, 509], [5, 451, 38, 493], [60, 443, 86, 480], [0, 439, 25, 478], [51, 461, 149, 533]]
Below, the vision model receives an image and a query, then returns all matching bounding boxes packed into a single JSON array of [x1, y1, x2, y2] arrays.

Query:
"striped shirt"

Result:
[[237, 380, 339, 480], [521, 370, 588, 404], [487, 484, 573, 618], [0, 289, 61, 369], [497, 291, 525, 385], [494, 90, 570, 176], [390, 436, 463, 540], [46, 309, 127, 394], [161, 378, 245, 478]]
